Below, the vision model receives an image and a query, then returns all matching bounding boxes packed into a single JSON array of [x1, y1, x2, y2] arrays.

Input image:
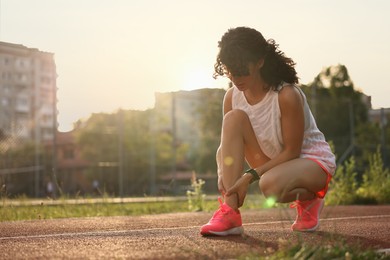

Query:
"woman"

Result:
[[200, 27, 336, 236]]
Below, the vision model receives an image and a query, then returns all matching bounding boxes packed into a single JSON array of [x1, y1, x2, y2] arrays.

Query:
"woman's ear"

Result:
[[257, 59, 265, 69]]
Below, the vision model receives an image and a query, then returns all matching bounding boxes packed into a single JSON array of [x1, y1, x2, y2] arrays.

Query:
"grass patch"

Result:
[[268, 243, 389, 260], [240, 240, 390, 260], [0, 193, 269, 222], [0, 200, 189, 222], [0, 195, 265, 222]]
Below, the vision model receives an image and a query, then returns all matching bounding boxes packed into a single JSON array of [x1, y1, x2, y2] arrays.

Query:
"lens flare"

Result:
[[264, 197, 276, 208], [223, 156, 234, 166]]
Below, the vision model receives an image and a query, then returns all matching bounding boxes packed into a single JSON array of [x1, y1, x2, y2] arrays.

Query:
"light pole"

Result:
[[337, 99, 355, 165], [149, 110, 156, 195], [380, 108, 388, 167], [171, 92, 177, 194], [117, 109, 124, 198], [34, 59, 41, 198]]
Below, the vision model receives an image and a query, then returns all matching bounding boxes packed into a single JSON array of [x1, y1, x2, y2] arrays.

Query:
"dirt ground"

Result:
[[1, 205, 389, 259]]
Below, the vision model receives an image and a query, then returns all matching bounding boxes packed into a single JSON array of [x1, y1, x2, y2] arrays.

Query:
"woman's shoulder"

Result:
[[277, 82, 301, 96], [226, 86, 235, 95], [224, 87, 235, 101], [278, 83, 304, 107], [276, 81, 296, 91], [223, 87, 235, 114]]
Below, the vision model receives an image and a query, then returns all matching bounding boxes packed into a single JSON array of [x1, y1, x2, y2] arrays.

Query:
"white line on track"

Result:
[[0, 226, 199, 241], [244, 214, 390, 226], [1, 214, 389, 241]]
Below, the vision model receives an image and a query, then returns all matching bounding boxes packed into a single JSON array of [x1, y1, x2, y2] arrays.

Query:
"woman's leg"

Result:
[[258, 158, 329, 232], [200, 109, 268, 236], [220, 109, 269, 209], [259, 158, 328, 203]]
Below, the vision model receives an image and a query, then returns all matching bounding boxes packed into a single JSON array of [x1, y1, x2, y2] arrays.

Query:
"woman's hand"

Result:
[[225, 174, 252, 207], [218, 175, 226, 196]]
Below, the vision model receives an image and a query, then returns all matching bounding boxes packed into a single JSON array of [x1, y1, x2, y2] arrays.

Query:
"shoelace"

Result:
[[210, 197, 228, 221], [290, 201, 312, 220], [217, 197, 228, 214]]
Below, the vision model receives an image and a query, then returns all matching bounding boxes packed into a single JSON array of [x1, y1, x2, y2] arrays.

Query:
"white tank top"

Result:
[[232, 83, 336, 175]]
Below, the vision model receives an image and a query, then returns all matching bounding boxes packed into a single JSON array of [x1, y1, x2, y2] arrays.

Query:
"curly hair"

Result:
[[214, 27, 299, 90]]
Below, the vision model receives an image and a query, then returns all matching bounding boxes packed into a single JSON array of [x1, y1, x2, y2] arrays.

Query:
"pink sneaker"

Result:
[[200, 197, 244, 236], [290, 197, 324, 232]]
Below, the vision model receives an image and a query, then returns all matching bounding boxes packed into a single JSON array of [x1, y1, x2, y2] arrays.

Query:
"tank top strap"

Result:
[[275, 81, 287, 92], [276, 82, 302, 93]]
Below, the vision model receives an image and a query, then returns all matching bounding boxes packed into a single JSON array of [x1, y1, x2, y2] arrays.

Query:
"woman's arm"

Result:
[[253, 85, 304, 176], [227, 85, 305, 201], [217, 87, 234, 173], [216, 88, 234, 194]]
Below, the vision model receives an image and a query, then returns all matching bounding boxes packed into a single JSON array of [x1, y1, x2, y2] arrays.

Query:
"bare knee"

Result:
[[260, 172, 297, 202], [260, 170, 317, 203], [259, 173, 282, 200], [223, 109, 250, 128]]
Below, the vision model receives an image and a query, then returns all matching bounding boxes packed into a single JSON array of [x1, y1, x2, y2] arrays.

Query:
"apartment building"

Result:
[[0, 41, 57, 144]]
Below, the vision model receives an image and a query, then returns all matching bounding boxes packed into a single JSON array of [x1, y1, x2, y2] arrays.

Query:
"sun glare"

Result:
[[179, 66, 230, 91], [181, 67, 216, 90]]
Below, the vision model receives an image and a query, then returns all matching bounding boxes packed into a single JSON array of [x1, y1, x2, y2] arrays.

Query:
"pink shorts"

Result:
[[307, 158, 333, 199]]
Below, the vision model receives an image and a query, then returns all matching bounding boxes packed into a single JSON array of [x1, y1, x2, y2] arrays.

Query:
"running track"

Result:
[[1, 205, 389, 259]]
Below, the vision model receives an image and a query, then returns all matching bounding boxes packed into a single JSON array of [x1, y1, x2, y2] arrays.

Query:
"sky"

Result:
[[1, 0, 389, 131]]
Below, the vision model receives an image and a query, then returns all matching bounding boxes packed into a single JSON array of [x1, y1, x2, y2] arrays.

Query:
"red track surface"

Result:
[[1, 205, 389, 259]]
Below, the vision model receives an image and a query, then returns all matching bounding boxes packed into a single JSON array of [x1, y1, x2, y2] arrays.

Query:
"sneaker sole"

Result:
[[202, 226, 244, 236], [293, 221, 320, 232]]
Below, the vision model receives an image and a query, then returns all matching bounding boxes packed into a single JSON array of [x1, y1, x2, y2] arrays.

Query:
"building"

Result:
[[369, 107, 390, 126], [44, 130, 91, 195], [0, 41, 57, 144], [154, 90, 202, 150], [154, 88, 225, 194], [154, 88, 225, 153]]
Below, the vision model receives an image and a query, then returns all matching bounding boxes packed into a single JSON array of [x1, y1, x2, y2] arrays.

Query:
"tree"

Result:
[[301, 64, 370, 161], [0, 141, 42, 197], [74, 109, 188, 196], [192, 88, 225, 174]]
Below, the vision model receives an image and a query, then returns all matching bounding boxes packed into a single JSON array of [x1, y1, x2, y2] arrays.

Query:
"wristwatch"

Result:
[[245, 168, 260, 184]]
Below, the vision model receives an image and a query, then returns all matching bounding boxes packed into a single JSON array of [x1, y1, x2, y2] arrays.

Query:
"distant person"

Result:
[[92, 179, 100, 195], [200, 27, 336, 236], [47, 181, 54, 198]]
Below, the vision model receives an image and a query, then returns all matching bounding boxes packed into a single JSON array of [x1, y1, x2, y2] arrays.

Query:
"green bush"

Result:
[[328, 147, 390, 205], [357, 147, 390, 204], [186, 172, 206, 211], [327, 157, 359, 205]]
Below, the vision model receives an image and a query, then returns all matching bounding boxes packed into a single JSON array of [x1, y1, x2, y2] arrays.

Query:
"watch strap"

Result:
[[245, 168, 260, 184]]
